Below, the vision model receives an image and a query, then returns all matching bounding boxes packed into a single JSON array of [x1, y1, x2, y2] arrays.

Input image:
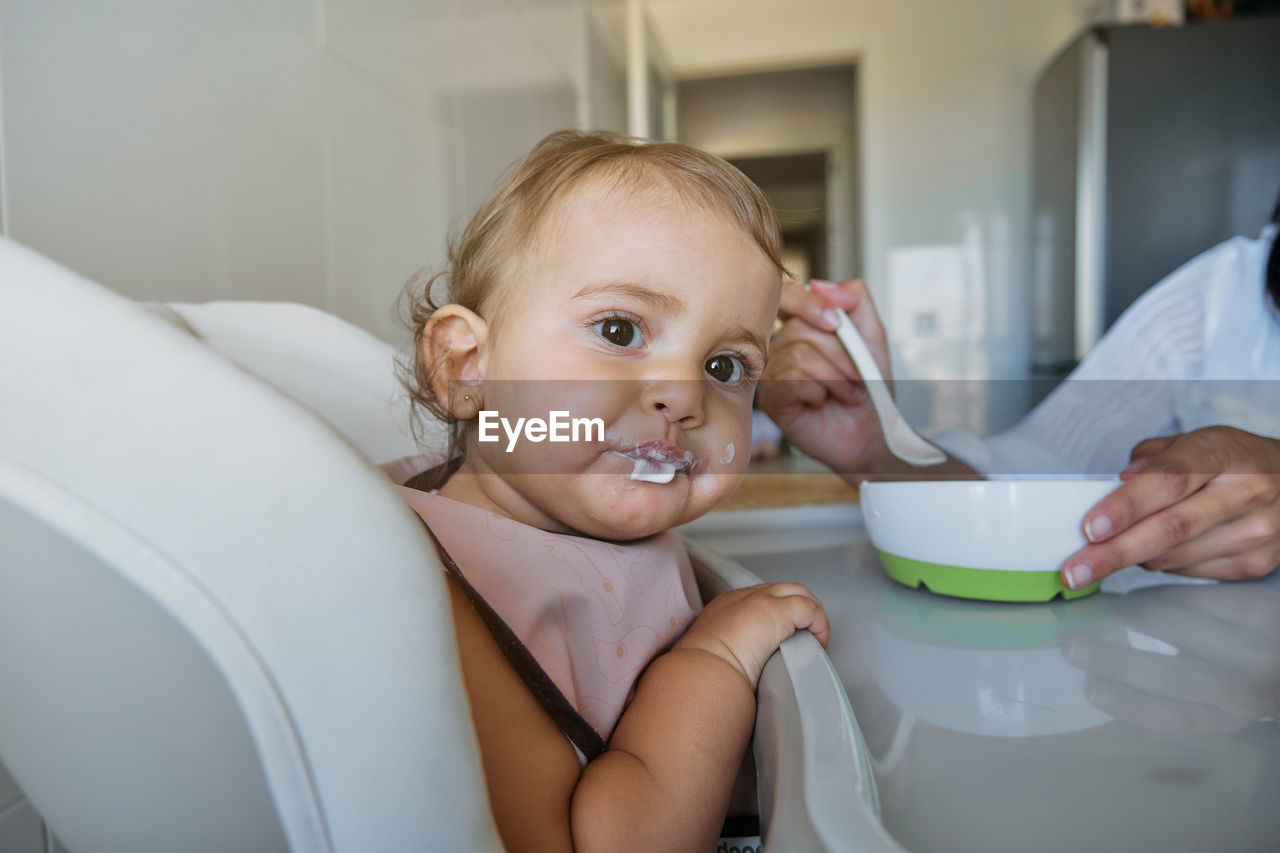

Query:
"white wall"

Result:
[[0, 0, 628, 344], [0, 0, 1094, 418], [649, 0, 1094, 428]]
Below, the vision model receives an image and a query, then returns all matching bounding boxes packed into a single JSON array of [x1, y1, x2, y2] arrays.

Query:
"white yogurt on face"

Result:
[[628, 456, 678, 484], [722, 442, 735, 465]]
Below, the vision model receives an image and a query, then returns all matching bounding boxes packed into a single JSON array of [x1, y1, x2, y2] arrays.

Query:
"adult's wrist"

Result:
[[838, 448, 978, 485], [833, 444, 902, 484]]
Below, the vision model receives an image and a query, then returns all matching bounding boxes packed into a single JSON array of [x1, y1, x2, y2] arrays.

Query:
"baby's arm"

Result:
[[448, 570, 828, 853], [574, 582, 829, 850], [444, 572, 583, 849]]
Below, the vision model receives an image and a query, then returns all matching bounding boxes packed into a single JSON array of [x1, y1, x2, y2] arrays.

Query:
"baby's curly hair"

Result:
[[399, 129, 785, 465]]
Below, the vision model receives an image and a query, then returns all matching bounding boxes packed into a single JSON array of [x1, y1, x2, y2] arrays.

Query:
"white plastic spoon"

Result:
[[832, 308, 948, 466]]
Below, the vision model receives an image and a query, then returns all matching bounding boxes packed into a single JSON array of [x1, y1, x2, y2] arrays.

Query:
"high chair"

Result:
[[0, 235, 896, 851], [0, 236, 499, 852]]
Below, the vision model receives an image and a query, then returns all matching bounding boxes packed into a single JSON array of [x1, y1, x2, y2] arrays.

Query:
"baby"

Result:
[[395, 129, 828, 852]]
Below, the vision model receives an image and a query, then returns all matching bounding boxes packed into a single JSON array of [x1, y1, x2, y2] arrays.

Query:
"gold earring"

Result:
[[463, 394, 471, 401]]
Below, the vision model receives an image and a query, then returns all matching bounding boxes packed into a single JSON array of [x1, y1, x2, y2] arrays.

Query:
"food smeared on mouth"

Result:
[[614, 441, 696, 484]]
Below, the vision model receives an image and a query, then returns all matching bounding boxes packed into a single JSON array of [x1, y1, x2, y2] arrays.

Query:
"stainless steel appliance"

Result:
[[1030, 17, 1280, 384]]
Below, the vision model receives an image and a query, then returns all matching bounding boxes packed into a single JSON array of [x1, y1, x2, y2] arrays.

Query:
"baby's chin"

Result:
[[551, 471, 742, 542]]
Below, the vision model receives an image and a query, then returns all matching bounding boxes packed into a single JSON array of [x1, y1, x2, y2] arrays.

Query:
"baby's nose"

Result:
[[642, 377, 705, 427]]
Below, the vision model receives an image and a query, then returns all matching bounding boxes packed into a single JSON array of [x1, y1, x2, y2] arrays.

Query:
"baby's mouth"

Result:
[[613, 441, 696, 484]]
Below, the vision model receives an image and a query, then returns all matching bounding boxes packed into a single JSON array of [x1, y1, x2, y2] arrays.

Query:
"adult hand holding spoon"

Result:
[[829, 307, 946, 466], [760, 278, 974, 480]]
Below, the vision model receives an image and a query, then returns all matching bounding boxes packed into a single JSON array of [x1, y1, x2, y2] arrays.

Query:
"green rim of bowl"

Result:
[[877, 549, 1100, 603]]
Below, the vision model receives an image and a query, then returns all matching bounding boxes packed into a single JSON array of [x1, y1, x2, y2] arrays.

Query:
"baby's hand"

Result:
[[674, 583, 829, 689]]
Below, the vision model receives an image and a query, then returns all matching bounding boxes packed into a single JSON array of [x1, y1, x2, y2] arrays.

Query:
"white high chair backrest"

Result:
[[150, 300, 444, 465], [0, 237, 502, 853]]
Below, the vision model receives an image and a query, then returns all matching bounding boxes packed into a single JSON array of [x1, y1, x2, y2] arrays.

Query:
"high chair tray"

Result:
[[684, 536, 904, 853], [682, 504, 1280, 853]]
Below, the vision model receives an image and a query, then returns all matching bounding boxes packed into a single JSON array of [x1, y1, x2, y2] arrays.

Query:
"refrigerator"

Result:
[[1029, 16, 1280, 384]]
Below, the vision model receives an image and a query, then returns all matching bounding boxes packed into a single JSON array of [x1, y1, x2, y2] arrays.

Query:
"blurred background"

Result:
[[1, 0, 1278, 434]]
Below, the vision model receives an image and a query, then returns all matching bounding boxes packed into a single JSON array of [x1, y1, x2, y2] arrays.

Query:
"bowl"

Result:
[[859, 479, 1121, 602]]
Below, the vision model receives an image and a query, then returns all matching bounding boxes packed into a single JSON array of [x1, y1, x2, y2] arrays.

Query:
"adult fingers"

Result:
[[763, 374, 836, 412], [777, 279, 868, 328], [778, 282, 844, 332], [1079, 440, 1218, 547], [1168, 550, 1280, 582], [769, 322, 861, 382], [1143, 512, 1264, 572], [1142, 474, 1280, 579], [1121, 435, 1178, 478], [783, 278, 892, 382], [763, 341, 863, 408], [775, 279, 890, 376], [835, 279, 890, 374], [1062, 476, 1229, 590]]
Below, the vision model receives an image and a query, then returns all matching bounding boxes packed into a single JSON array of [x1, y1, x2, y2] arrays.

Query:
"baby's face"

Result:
[[465, 179, 782, 540]]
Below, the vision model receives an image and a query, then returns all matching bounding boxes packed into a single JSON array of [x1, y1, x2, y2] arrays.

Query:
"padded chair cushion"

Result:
[[0, 237, 501, 852], [161, 300, 443, 464]]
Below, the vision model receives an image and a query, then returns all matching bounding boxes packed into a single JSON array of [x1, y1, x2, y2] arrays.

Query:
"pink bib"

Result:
[[396, 487, 702, 742]]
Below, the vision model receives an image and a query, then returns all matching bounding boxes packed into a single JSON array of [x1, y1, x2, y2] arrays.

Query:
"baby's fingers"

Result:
[[761, 583, 830, 648]]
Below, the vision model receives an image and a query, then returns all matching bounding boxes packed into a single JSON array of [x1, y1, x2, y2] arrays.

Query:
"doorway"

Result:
[[731, 151, 828, 282], [675, 63, 860, 282]]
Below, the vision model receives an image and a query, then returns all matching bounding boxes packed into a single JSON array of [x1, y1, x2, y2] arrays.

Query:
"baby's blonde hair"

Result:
[[401, 129, 785, 454]]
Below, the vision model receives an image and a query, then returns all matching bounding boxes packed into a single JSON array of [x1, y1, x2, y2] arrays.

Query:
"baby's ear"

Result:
[[423, 305, 488, 419]]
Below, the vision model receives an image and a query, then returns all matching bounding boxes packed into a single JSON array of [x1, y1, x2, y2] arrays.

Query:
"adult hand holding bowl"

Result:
[[1061, 426, 1280, 590]]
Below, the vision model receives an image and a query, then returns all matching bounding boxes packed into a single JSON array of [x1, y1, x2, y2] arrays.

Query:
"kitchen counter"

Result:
[[719, 451, 860, 511], [681, 504, 1280, 853]]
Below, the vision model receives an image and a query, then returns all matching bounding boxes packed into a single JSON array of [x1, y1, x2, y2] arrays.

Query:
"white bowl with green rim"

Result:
[[859, 479, 1121, 602]]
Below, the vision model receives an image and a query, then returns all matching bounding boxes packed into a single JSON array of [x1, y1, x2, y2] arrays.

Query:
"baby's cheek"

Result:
[[699, 438, 752, 500], [720, 435, 748, 473], [716, 409, 754, 474], [699, 472, 740, 505]]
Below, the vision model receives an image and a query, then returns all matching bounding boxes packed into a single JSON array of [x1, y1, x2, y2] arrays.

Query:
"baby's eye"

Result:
[[705, 354, 747, 386], [595, 316, 643, 348]]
